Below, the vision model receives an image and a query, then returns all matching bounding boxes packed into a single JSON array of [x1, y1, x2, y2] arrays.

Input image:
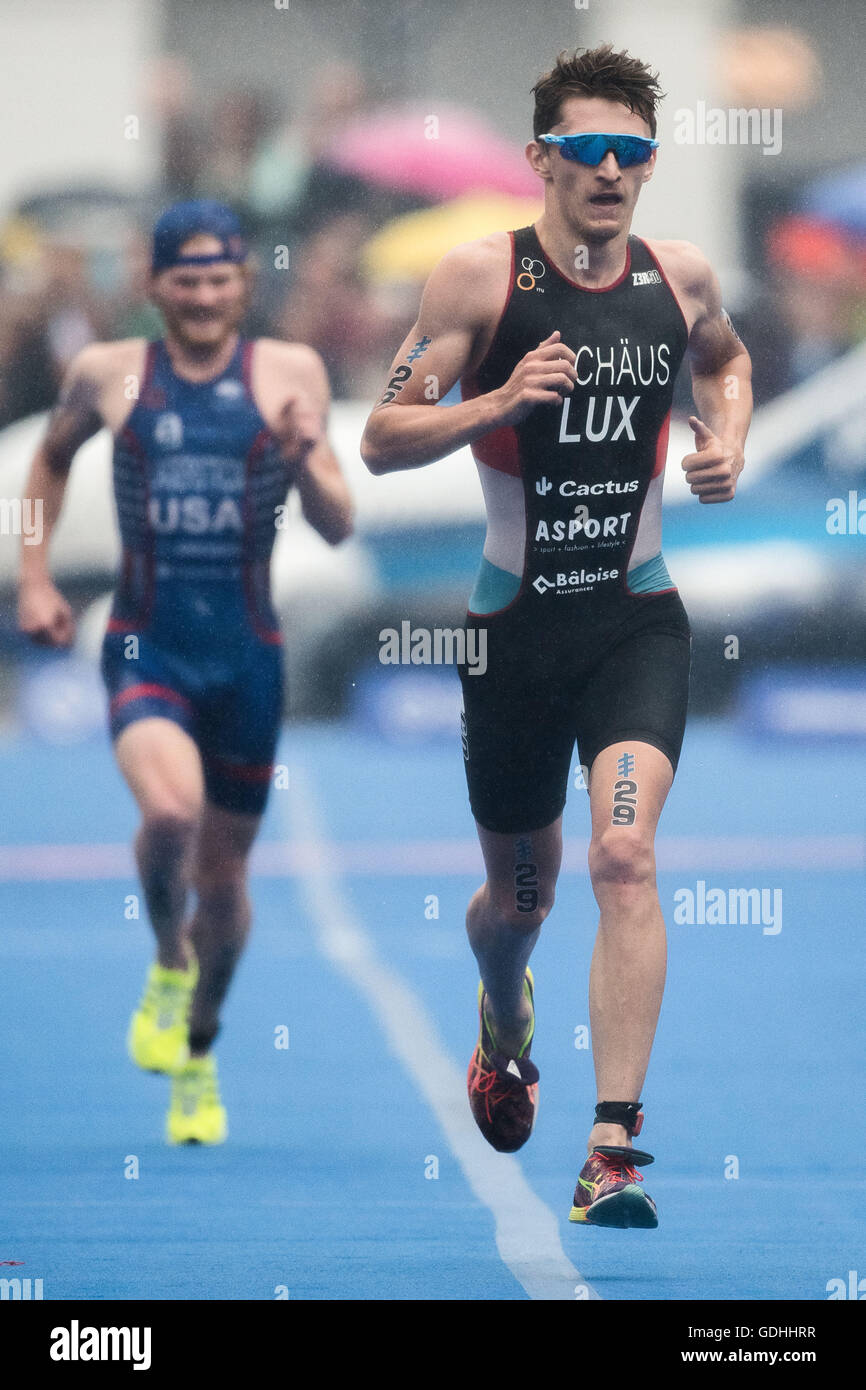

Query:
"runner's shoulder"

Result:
[[430, 231, 511, 288], [642, 238, 714, 299], [250, 338, 330, 408], [422, 231, 512, 326], [65, 338, 149, 391], [252, 337, 325, 374]]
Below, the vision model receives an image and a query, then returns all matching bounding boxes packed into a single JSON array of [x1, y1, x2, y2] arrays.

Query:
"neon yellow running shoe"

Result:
[[166, 1055, 227, 1145], [127, 957, 198, 1075]]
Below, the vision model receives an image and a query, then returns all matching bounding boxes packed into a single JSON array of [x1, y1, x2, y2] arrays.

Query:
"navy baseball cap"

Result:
[[151, 200, 249, 272]]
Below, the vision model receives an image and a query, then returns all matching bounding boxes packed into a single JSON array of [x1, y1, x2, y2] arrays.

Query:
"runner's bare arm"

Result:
[[687, 252, 752, 439], [360, 239, 578, 474], [268, 344, 353, 545], [18, 348, 108, 642], [294, 435, 354, 545], [685, 258, 752, 502], [662, 243, 752, 503]]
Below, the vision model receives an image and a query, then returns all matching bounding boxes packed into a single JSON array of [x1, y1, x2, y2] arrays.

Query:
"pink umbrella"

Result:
[[321, 103, 540, 201]]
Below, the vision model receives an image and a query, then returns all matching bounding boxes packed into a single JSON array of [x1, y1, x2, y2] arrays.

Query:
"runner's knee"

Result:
[[589, 826, 655, 889], [138, 804, 199, 853], [193, 862, 250, 920], [485, 880, 556, 933]]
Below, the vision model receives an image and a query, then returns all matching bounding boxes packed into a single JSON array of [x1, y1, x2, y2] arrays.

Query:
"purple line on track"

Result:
[[0, 834, 862, 880]]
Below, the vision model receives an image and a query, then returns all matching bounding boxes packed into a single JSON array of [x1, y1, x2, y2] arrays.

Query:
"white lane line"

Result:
[[282, 763, 597, 1303]]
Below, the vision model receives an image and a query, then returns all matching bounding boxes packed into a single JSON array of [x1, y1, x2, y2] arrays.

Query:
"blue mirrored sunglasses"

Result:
[[539, 132, 658, 168]]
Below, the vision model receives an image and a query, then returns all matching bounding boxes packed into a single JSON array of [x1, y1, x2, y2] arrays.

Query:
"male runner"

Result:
[[361, 46, 751, 1227], [18, 200, 353, 1144]]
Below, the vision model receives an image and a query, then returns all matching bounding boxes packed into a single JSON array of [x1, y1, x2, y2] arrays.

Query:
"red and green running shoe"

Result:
[[569, 1145, 658, 1228], [467, 968, 539, 1153]]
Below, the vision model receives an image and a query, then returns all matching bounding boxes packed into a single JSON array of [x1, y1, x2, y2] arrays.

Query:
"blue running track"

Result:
[[1, 719, 863, 1299]]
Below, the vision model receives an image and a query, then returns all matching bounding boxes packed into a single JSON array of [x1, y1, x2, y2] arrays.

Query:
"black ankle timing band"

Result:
[[595, 1100, 644, 1136], [189, 1023, 220, 1055]]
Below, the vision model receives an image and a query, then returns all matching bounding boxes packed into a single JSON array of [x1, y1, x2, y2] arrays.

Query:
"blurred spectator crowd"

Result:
[[1, 52, 865, 428]]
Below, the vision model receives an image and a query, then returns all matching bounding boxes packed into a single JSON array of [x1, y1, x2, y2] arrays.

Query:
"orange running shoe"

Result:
[[467, 969, 538, 1153], [569, 1146, 658, 1228]]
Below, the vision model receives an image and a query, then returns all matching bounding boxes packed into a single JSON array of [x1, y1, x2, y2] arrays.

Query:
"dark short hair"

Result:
[[532, 44, 664, 140]]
